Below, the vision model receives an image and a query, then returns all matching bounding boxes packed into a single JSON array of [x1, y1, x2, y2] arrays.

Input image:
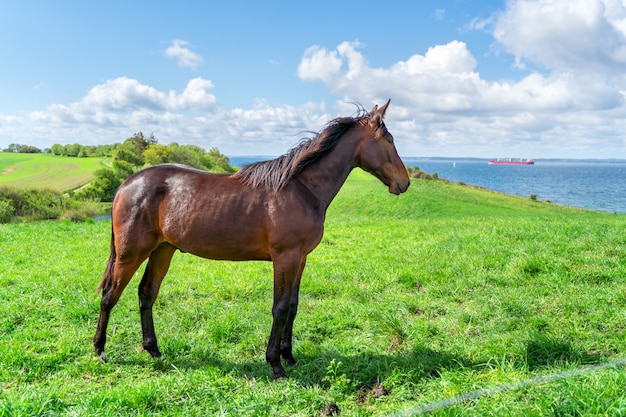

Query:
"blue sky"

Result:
[[1, 0, 625, 158]]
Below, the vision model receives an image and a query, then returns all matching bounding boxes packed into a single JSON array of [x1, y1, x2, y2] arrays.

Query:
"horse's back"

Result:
[[114, 164, 228, 205], [113, 165, 217, 224]]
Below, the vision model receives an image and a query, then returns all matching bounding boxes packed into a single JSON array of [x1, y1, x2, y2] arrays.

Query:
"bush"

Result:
[[74, 168, 121, 202], [0, 187, 25, 217], [0, 186, 67, 221], [22, 189, 66, 219], [0, 186, 108, 222], [407, 166, 433, 180], [0, 199, 14, 223]]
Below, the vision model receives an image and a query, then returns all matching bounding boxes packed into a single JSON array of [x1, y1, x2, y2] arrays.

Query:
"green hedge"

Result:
[[0, 186, 66, 222]]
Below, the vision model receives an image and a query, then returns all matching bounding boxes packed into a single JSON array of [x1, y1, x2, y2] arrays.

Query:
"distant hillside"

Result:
[[0, 153, 108, 191]]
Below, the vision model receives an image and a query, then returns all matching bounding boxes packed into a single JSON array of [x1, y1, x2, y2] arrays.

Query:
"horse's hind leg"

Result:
[[94, 256, 146, 362], [138, 243, 176, 359]]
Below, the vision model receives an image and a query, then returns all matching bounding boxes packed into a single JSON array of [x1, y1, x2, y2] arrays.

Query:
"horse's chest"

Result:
[[268, 209, 325, 253]]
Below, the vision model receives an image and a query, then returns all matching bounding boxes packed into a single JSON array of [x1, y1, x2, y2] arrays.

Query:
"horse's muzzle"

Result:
[[388, 177, 410, 195]]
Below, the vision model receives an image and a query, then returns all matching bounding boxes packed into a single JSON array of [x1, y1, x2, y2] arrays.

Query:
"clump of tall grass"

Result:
[[61, 199, 105, 223]]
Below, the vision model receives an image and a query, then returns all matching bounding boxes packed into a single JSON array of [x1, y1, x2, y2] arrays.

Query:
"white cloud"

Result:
[[31, 77, 217, 122], [164, 39, 204, 69], [297, 40, 483, 110], [297, 44, 344, 83], [1, 77, 326, 156], [493, 0, 626, 75]]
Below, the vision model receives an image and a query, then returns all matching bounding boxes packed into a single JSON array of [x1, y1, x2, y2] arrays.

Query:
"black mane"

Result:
[[234, 106, 370, 191]]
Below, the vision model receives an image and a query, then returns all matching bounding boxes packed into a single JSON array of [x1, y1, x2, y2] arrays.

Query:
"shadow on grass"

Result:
[[110, 335, 605, 384], [524, 334, 602, 371], [143, 345, 478, 385]]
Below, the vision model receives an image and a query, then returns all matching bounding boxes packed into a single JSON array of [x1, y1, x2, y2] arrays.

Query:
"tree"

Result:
[[4, 144, 20, 153], [63, 143, 81, 157], [112, 159, 134, 179], [83, 146, 97, 157], [50, 144, 64, 155], [94, 144, 116, 157], [169, 144, 202, 168], [143, 144, 172, 165], [143, 143, 236, 173], [78, 168, 122, 202], [3, 144, 42, 153], [18, 145, 42, 153], [121, 132, 158, 165], [115, 148, 142, 167], [206, 147, 235, 173]]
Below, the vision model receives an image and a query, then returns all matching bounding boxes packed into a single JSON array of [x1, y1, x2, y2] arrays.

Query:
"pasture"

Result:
[[1, 171, 625, 416], [0, 153, 107, 191]]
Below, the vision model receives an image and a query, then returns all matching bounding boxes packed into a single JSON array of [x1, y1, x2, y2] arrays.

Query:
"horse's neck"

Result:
[[295, 129, 361, 208]]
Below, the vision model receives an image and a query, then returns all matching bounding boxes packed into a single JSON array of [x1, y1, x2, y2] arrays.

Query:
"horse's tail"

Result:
[[97, 226, 116, 294]]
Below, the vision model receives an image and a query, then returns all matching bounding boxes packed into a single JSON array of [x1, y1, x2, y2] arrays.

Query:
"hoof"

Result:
[[271, 371, 287, 380], [270, 364, 287, 380], [145, 347, 163, 359]]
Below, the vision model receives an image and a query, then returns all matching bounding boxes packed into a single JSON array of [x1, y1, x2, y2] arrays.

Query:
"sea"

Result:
[[229, 156, 626, 214]]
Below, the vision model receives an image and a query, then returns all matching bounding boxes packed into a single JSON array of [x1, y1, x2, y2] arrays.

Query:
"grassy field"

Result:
[[1, 171, 625, 416], [0, 153, 107, 191]]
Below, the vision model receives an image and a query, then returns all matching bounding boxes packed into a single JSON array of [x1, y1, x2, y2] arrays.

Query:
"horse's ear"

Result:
[[369, 99, 390, 127], [379, 99, 391, 118]]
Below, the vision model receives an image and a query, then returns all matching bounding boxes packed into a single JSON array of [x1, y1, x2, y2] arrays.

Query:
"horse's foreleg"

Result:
[[94, 259, 144, 362], [267, 250, 305, 379], [279, 257, 306, 366], [138, 243, 176, 359]]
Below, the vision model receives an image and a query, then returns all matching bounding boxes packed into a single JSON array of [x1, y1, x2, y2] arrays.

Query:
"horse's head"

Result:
[[355, 99, 410, 195]]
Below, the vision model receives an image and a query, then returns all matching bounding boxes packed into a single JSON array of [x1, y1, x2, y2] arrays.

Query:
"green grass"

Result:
[[0, 153, 108, 191], [1, 171, 625, 416]]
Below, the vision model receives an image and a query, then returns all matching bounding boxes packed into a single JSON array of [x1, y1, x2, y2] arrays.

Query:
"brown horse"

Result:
[[94, 100, 409, 379]]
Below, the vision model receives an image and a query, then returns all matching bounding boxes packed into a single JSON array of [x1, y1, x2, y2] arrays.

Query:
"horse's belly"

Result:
[[165, 223, 271, 261], [187, 243, 271, 261]]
